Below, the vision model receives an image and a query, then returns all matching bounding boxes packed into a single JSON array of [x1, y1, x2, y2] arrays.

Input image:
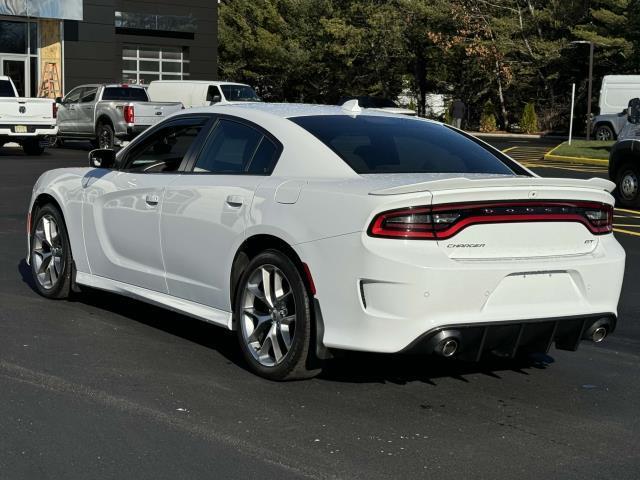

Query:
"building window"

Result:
[[122, 46, 189, 85], [0, 20, 39, 97]]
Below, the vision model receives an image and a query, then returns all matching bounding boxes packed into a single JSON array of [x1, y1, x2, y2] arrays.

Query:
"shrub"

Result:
[[521, 102, 539, 134], [479, 100, 497, 133]]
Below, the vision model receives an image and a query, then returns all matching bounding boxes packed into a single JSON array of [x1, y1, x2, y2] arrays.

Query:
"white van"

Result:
[[599, 75, 640, 115], [592, 75, 640, 140], [147, 80, 261, 108]]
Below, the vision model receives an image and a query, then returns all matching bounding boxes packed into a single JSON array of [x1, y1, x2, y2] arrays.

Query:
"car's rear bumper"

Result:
[[296, 232, 625, 354], [0, 125, 58, 138], [402, 313, 616, 360]]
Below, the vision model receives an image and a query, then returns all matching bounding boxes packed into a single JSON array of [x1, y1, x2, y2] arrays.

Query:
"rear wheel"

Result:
[[23, 139, 45, 156], [594, 124, 615, 141], [96, 123, 114, 149], [30, 204, 73, 299], [236, 250, 321, 380]]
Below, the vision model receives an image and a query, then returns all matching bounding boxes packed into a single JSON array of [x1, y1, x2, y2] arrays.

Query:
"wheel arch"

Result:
[[230, 234, 312, 310], [95, 114, 114, 131]]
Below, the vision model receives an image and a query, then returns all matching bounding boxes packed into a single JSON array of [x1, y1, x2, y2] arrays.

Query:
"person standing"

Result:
[[451, 99, 466, 129]]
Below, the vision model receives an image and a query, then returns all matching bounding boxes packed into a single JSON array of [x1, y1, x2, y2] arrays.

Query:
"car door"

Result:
[[77, 86, 98, 134], [160, 117, 282, 310], [57, 87, 82, 134], [82, 116, 210, 292]]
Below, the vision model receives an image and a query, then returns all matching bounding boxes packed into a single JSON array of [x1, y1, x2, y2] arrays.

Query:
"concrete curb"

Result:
[[471, 132, 567, 140], [543, 143, 609, 166]]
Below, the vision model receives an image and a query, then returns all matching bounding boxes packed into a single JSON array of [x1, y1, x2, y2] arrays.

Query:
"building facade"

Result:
[[0, 0, 217, 98]]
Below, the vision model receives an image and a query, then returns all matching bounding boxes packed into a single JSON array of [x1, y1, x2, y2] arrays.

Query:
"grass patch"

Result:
[[548, 140, 614, 160]]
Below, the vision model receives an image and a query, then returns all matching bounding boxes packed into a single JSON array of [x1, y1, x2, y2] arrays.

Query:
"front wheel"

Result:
[[235, 250, 321, 380], [30, 204, 73, 299], [616, 163, 640, 208]]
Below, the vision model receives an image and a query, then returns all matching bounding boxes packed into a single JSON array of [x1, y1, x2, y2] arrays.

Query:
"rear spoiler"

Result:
[[369, 176, 615, 196]]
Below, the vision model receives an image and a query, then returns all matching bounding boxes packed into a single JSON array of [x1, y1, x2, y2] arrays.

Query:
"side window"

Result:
[[247, 137, 278, 174], [80, 87, 97, 103], [206, 86, 222, 103], [63, 87, 82, 104], [193, 119, 265, 174], [123, 119, 206, 173]]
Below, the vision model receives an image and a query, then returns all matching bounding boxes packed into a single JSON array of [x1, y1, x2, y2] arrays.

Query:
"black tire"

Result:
[[235, 249, 321, 381], [96, 123, 115, 150], [595, 124, 615, 142], [29, 203, 73, 299], [616, 162, 640, 208], [23, 139, 45, 156]]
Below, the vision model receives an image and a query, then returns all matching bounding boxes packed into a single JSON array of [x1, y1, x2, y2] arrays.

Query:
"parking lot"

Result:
[[1, 140, 639, 480]]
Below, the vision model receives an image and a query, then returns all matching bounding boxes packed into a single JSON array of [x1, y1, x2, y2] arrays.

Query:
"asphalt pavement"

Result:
[[1, 139, 639, 480]]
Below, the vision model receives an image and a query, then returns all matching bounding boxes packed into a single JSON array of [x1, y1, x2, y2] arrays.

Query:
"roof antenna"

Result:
[[341, 99, 362, 115]]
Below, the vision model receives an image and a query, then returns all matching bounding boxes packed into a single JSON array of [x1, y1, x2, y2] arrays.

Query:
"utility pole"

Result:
[[586, 41, 594, 141], [570, 40, 596, 141]]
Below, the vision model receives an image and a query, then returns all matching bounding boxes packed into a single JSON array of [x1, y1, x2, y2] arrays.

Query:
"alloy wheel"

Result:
[[99, 128, 113, 149], [240, 265, 297, 367], [620, 170, 639, 201], [31, 214, 65, 290], [596, 128, 612, 141]]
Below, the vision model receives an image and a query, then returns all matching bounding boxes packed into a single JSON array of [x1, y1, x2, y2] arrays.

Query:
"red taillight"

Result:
[[52, 102, 57, 119], [123, 105, 134, 124], [368, 201, 613, 240]]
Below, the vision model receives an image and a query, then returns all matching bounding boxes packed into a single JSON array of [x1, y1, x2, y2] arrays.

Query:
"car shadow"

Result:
[[18, 259, 554, 385]]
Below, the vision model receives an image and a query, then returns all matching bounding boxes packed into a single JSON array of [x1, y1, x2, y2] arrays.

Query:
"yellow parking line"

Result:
[[612, 224, 640, 228], [613, 227, 640, 237], [502, 146, 517, 153], [615, 208, 640, 215]]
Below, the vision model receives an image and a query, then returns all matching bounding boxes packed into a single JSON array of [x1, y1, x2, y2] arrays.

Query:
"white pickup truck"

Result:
[[0, 76, 57, 155]]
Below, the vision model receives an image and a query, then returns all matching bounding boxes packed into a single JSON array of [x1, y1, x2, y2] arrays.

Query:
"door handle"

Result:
[[145, 194, 160, 206], [226, 195, 244, 207]]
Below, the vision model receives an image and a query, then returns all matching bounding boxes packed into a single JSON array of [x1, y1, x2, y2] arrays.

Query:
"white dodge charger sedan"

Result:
[[27, 102, 625, 380]]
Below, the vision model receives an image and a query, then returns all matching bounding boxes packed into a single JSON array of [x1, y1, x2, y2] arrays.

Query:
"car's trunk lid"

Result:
[[368, 175, 615, 260]]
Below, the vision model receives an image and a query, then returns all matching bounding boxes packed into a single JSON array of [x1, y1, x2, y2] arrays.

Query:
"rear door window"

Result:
[[193, 119, 278, 175]]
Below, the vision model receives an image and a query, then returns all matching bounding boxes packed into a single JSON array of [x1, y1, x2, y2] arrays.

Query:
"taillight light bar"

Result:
[[368, 201, 614, 240], [123, 105, 135, 124], [52, 102, 57, 119]]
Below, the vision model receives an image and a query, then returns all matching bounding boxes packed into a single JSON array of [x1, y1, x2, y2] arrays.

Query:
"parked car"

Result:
[[55, 84, 183, 149], [27, 103, 625, 380], [338, 96, 416, 116], [147, 80, 261, 109], [609, 98, 640, 207], [0, 76, 57, 155], [592, 75, 640, 141]]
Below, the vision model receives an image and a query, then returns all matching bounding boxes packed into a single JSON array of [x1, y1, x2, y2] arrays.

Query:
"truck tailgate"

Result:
[[132, 102, 182, 126], [0, 98, 54, 123]]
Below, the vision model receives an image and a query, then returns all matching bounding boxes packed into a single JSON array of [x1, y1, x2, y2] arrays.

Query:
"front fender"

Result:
[[27, 168, 91, 273]]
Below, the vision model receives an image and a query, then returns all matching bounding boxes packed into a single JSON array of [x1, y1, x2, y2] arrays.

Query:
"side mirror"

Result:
[[89, 149, 116, 169], [55, 96, 63, 104], [211, 95, 222, 104]]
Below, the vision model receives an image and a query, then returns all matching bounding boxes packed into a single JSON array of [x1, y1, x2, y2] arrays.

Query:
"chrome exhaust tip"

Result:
[[583, 319, 611, 343], [440, 339, 459, 357], [428, 330, 462, 358], [591, 326, 607, 343]]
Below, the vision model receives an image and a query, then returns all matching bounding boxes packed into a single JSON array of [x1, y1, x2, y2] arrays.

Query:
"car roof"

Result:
[[150, 80, 250, 86], [187, 102, 436, 121]]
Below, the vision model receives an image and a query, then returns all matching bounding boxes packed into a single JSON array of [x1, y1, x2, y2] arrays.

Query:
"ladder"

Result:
[[39, 62, 61, 99]]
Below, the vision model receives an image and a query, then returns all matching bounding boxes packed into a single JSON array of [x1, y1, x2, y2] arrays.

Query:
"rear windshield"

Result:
[[0, 80, 15, 97], [102, 87, 148, 101], [220, 85, 260, 102], [290, 115, 517, 175]]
